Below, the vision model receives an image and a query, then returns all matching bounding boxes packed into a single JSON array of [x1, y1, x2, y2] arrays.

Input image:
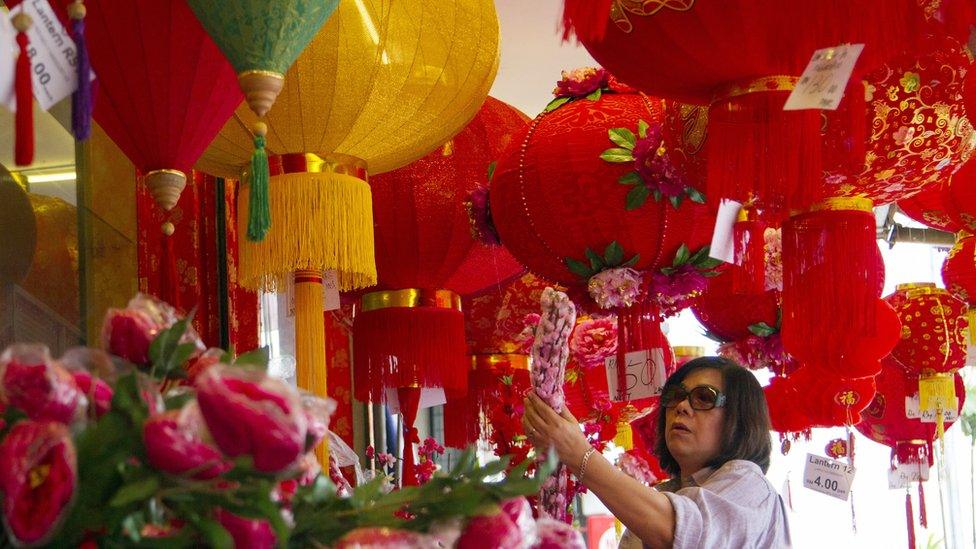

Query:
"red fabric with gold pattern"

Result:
[[325, 309, 354, 448], [897, 183, 960, 232], [491, 92, 712, 291], [884, 283, 969, 377], [942, 235, 976, 308], [946, 159, 976, 233], [137, 173, 258, 350], [825, 36, 974, 205], [464, 273, 550, 354]]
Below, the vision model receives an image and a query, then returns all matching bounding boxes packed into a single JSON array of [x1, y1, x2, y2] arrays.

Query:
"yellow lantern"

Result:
[[197, 0, 499, 460]]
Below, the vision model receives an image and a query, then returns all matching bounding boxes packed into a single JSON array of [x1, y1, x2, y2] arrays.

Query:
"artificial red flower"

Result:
[[70, 370, 113, 418], [216, 508, 275, 549], [143, 406, 231, 480], [100, 307, 159, 365], [0, 344, 83, 424], [553, 67, 608, 98], [335, 527, 432, 548]]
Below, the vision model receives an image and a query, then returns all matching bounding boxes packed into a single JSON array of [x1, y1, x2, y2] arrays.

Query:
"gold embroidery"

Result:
[[610, 0, 695, 33]]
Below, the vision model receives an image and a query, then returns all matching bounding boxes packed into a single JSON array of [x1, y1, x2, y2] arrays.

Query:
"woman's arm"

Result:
[[522, 393, 676, 548]]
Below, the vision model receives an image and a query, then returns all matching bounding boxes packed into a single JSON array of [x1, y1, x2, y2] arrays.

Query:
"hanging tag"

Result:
[[605, 349, 667, 402], [6, 0, 92, 111], [322, 269, 341, 312], [803, 453, 856, 501], [0, 15, 14, 107], [384, 387, 446, 414], [918, 376, 957, 416], [709, 199, 741, 263], [905, 393, 959, 423], [783, 44, 864, 111], [888, 461, 930, 490]]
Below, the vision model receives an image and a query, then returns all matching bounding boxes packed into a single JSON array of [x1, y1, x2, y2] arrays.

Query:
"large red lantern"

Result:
[[765, 366, 877, 433], [946, 159, 976, 233], [941, 233, 976, 339], [884, 283, 969, 377], [352, 97, 527, 484], [897, 183, 959, 232]]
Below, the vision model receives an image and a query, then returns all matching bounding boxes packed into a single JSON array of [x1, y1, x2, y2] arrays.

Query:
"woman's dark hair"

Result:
[[653, 356, 771, 477]]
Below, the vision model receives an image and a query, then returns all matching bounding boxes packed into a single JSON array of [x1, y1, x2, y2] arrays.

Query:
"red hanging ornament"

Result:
[[12, 12, 33, 166], [884, 283, 969, 378], [764, 366, 876, 432], [946, 159, 976, 233], [897, 183, 960, 232], [942, 233, 976, 341]]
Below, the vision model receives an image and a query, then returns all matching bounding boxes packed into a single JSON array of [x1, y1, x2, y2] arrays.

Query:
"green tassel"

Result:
[[247, 133, 271, 241]]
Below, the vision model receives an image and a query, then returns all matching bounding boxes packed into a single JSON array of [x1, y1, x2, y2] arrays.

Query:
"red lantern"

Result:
[[884, 283, 969, 377], [765, 366, 876, 433], [352, 98, 527, 484], [946, 159, 976, 233], [692, 265, 779, 343], [941, 233, 976, 339], [897, 183, 959, 232]]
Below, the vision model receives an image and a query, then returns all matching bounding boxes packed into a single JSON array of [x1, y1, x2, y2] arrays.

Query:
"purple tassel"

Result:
[[467, 186, 501, 245], [71, 16, 92, 140]]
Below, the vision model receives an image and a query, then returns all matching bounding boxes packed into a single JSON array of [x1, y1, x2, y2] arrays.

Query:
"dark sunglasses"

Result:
[[661, 384, 727, 411]]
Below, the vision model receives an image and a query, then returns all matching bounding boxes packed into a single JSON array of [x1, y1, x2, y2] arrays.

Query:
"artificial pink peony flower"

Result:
[[632, 124, 687, 199], [216, 508, 276, 549], [195, 365, 307, 473], [569, 317, 618, 370], [70, 370, 113, 418], [185, 348, 223, 384], [0, 344, 84, 424], [648, 265, 707, 316], [143, 405, 231, 480], [100, 307, 159, 365], [335, 527, 435, 548], [532, 518, 586, 549], [553, 67, 608, 97], [457, 508, 523, 549], [0, 420, 77, 546], [300, 392, 336, 454], [587, 268, 642, 310], [501, 497, 538, 547]]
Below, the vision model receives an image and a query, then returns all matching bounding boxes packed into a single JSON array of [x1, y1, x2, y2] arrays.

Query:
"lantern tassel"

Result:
[[398, 387, 422, 487], [906, 490, 916, 549], [732, 216, 767, 295], [246, 123, 272, 242], [13, 13, 34, 166], [69, 1, 92, 140], [918, 480, 927, 528], [560, 0, 613, 43]]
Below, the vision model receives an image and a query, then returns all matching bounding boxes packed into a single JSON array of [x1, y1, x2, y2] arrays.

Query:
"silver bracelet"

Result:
[[578, 447, 597, 480]]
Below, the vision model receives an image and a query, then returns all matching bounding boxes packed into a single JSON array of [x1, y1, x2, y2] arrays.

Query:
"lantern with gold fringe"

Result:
[[942, 232, 976, 341], [353, 97, 521, 484], [198, 0, 499, 467], [186, 0, 339, 118], [884, 283, 969, 445]]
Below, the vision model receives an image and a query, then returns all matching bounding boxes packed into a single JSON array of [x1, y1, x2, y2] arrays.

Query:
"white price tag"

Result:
[[605, 349, 667, 402], [904, 393, 959, 423], [784, 44, 864, 111], [888, 461, 929, 490], [7, 0, 92, 111], [802, 453, 855, 501], [322, 269, 341, 312], [385, 387, 446, 414], [0, 15, 14, 107], [709, 199, 741, 263]]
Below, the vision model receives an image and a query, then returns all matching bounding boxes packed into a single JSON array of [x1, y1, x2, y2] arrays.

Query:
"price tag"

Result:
[[605, 349, 667, 402], [802, 453, 855, 501], [784, 44, 864, 111], [7, 0, 92, 111], [905, 393, 959, 423], [709, 199, 741, 263], [888, 460, 929, 490], [322, 270, 341, 312], [0, 16, 14, 107]]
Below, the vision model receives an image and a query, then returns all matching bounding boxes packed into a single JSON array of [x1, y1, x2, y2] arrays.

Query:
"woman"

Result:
[[522, 356, 791, 549]]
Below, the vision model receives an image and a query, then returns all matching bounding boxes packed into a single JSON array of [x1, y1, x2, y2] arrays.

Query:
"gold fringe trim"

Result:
[[238, 171, 377, 292], [294, 276, 330, 465]]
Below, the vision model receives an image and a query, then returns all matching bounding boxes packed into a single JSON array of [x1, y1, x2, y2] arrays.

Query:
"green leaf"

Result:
[[696, 257, 723, 270], [544, 96, 571, 112], [686, 187, 706, 204], [748, 322, 778, 337], [487, 161, 497, 182], [109, 477, 160, 508], [702, 330, 727, 343], [618, 171, 642, 186], [669, 195, 682, 209], [638, 119, 650, 139], [621, 254, 641, 268], [585, 248, 605, 271], [564, 257, 593, 279], [164, 392, 194, 411], [688, 245, 709, 265], [673, 244, 690, 267], [234, 347, 270, 370], [603, 241, 624, 267], [586, 88, 602, 101], [626, 185, 651, 210], [600, 148, 635, 163], [193, 517, 234, 549], [608, 127, 636, 150], [652, 190, 662, 202]]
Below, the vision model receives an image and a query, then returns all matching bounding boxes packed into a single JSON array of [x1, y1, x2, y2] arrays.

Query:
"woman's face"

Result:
[[664, 368, 726, 475]]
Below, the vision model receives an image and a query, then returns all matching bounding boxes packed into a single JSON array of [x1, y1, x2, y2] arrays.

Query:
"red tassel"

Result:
[[906, 490, 916, 549], [917, 480, 927, 528], [13, 13, 34, 166], [397, 387, 421, 487], [159, 231, 180, 310], [560, 0, 613, 42], [732, 218, 768, 294], [352, 305, 467, 402]]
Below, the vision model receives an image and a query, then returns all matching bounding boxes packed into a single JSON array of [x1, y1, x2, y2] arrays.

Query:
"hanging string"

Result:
[[905, 488, 916, 549], [68, 0, 92, 140]]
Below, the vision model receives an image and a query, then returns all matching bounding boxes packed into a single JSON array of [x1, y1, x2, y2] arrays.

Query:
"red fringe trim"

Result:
[[560, 0, 613, 42], [707, 91, 824, 216], [398, 387, 421, 487], [15, 29, 34, 166], [352, 306, 467, 402], [732, 219, 768, 294]]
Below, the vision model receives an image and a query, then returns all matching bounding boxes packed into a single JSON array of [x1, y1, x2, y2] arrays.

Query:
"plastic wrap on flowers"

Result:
[[143, 402, 232, 480], [101, 293, 204, 366], [765, 366, 877, 432], [195, 364, 307, 473], [59, 347, 117, 419], [0, 344, 85, 424], [456, 508, 524, 549], [530, 288, 576, 522], [0, 420, 77, 546]]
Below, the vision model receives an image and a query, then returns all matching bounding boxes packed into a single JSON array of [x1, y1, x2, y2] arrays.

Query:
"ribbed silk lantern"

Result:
[[186, 0, 339, 117], [196, 0, 500, 467]]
